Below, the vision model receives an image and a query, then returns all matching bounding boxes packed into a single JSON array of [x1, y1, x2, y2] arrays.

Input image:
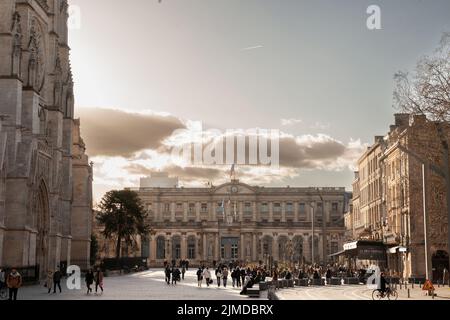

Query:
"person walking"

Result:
[[53, 267, 62, 293], [165, 266, 172, 285], [240, 267, 246, 288], [215, 267, 222, 287], [85, 269, 94, 295], [172, 267, 181, 285], [95, 268, 104, 294], [222, 268, 229, 288], [6, 268, 22, 301], [196, 267, 203, 287], [181, 264, 186, 280], [203, 267, 211, 287], [46, 270, 54, 294]]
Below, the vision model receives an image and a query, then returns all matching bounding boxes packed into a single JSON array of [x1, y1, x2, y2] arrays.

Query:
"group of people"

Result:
[[0, 268, 22, 300], [85, 267, 105, 295], [0, 266, 105, 300], [194, 264, 268, 295]]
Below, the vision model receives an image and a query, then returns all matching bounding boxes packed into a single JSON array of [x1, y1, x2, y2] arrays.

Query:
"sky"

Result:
[[67, 0, 450, 203]]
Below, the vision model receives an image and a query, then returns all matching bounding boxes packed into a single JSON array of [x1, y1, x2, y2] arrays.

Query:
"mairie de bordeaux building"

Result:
[[128, 175, 350, 267]]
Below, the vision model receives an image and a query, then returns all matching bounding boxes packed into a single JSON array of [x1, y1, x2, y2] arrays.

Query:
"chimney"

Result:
[[394, 113, 410, 127], [374, 136, 384, 144]]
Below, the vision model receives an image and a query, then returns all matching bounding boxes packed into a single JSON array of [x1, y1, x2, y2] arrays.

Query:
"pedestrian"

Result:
[[181, 264, 186, 280], [53, 267, 62, 293], [235, 267, 241, 287], [240, 267, 246, 287], [85, 269, 94, 295], [231, 268, 237, 287], [203, 267, 211, 287], [215, 267, 222, 287], [165, 266, 172, 285], [46, 270, 54, 294], [196, 267, 203, 287], [172, 267, 181, 285], [6, 268, 22, 300], [95, 267, 104, 294], [222, 268, 229, 287]]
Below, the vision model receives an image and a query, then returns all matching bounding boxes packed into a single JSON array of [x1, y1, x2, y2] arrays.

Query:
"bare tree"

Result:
[[394, 33, 450, 121]]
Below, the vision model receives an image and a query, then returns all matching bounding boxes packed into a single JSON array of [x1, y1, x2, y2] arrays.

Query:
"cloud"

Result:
[[281, 118, 303, 126], [125, 163, 224, 181], [240, 45, 264, 51], [76, 107, 185, 157]]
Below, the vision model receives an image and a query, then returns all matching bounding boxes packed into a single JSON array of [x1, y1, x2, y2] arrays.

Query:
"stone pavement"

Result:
[[15, 269, 262, 300], [275, 284, 450, 300]]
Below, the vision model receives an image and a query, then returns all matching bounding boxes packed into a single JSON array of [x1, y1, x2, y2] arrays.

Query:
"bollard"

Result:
[[407, 289, 410, 298], [400, 283, 402, 290], [412, 282, 414, 289]]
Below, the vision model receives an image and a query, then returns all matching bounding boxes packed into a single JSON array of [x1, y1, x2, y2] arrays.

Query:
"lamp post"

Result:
[[307, 202, 315, 265]]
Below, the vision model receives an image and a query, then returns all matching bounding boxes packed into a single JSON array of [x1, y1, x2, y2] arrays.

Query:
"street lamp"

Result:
[[307, 202, 315, 265]]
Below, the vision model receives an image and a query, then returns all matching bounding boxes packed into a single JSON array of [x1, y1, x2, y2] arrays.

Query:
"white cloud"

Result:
[[281, 118, 303, 126]]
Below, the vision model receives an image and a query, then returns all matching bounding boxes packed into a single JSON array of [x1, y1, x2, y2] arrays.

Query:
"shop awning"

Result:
[[387, 246, 408, 254]]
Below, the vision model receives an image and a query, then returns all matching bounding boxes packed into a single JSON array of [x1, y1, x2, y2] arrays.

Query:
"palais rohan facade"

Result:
[[130, 178, 350, 267]]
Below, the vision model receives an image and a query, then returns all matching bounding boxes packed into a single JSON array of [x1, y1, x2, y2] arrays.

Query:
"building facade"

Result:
[[0, 0, 93, 278], [347, 114, 450, 280], [128, 179, 349, 267]]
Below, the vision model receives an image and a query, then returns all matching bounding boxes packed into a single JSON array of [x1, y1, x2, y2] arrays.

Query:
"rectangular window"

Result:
[[201, 203, 208, 212], [164, 203, 170, 212], [299, 203, 306, 220], [244, 202, 252, 213], [286, 203, 293, 213], [273, 203, 281, 213], [261, 203, 268, 212], [332, 202, 338, 213], [189, 203, 195, 213]]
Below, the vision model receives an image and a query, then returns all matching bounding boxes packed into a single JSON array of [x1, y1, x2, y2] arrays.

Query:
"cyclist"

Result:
[[378, 272, 389, 297]]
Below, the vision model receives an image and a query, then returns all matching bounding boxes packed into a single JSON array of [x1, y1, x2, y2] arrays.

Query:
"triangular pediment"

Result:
[[213, 182, 255, 195]]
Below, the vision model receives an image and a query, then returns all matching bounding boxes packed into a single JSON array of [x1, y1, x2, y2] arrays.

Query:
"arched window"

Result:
[[187, 236, 196, 260], [156, 236, 165, 260], [172, 236, 181, 260]]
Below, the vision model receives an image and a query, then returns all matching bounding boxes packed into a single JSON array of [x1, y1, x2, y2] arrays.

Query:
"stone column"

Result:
[[212, 202, 217, 221], [272, 235, 279, 261], [294, 201, 299, 222], [183, 202, 188, 222], [166, 237, 172, 261], [269, 202, 274, 222], [239, 202, 243, 222], [303, 234, 311, 263], [196, 202, 201, 222], [150, 234, 157, 265], [252, 234, 257, 262], [202, 233, 207, 261], [214, 233, 220, 261], [181, 234, 187, 260], [281, 202, 286, 222], [240, 233, 245, 260], [170, 202, 175, 222]]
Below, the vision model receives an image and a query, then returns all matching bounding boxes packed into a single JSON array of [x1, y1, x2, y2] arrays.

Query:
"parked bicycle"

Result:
[[372, 285, 398, 300]]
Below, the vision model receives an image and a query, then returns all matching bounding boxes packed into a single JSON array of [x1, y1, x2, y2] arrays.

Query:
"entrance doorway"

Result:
[[432, 250, 449, 282], [220, 237, 239, 261]]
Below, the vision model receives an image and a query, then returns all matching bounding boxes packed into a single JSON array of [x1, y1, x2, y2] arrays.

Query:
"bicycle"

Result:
[[372, 286, 398, 300]]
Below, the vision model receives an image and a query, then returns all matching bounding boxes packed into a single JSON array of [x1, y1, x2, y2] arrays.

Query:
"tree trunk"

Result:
[[116, 235, 122, 260]]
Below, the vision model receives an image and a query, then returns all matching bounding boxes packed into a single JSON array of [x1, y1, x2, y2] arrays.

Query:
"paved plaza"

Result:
[[16, 269, 262, 300], [11, 269, 450, 301], [275, 284, 450, 300]]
